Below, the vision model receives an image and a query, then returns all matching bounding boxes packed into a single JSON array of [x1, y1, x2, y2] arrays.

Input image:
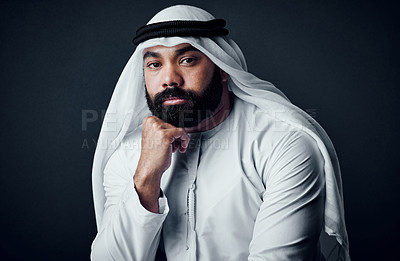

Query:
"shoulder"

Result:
[[228, 97, 276, 134], [231, 98, 324, 182], [233, 97, 320, 153]]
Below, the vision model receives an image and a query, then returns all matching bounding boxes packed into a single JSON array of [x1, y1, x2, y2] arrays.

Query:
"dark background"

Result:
[[1, 0, 398, 260]]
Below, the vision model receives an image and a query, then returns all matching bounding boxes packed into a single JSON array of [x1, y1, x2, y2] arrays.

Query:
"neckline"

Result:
[[192, 94, 237, 141]]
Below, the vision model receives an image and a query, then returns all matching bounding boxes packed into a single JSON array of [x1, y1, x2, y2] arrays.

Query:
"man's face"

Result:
[[143, 43, 223, 128]]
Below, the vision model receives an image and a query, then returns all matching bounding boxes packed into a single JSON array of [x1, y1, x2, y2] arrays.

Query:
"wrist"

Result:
[[134, 174, 161, 213]]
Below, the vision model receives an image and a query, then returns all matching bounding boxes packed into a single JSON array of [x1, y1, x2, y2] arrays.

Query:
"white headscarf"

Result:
[[92, 5, 350, 260]]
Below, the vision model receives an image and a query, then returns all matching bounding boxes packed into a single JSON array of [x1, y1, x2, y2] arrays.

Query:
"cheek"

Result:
[[187, 65, 215, 91], [144, 74, 158, 97]]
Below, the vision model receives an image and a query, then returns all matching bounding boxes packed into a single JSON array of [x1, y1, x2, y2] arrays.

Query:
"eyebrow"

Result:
[[143, 51, 160, 60], [142, 45, 200, 61], [175, 45, 200, 56]]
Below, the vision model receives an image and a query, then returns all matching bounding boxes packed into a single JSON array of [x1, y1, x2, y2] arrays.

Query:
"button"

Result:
[[186, 245, 189, 250], [190, 184, 196, 190]]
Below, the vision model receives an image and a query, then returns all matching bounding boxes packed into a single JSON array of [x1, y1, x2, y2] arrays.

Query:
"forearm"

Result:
[[133, 165, 163, 214], [91, 117, 186, 260]]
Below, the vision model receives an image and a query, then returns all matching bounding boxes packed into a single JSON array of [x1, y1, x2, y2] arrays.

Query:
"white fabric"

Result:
[[91, 97, 327, 260], [91, 4, 350, 260]]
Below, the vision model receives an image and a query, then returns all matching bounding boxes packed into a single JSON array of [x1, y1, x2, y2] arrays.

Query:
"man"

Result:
[[91, 5, 350, 261]]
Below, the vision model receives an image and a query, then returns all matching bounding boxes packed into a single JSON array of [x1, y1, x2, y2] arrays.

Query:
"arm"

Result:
[[91, 149, 168, 261], [91, 116, 189, 260], [248, 131, 326, 261]]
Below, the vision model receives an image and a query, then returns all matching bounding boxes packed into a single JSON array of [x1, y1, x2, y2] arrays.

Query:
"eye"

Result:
[[147, 62, 161, 69], [180, 57, 197, 65]]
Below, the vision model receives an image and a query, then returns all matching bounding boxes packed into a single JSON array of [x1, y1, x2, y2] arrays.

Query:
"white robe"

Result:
[[91, 97, 328, 260]]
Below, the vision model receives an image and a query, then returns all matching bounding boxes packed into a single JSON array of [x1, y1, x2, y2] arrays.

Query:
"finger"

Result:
[[172, 139, 180, 153], [174, 129, 188, 153], [160, 128, 190, 153], [174, 130, 189, 153], [153, 118, 177, 130], [178, 129, 189, 151], [143, 116, 174, 131], [179, 142, 186, 153], [164, 128, 189, 144]]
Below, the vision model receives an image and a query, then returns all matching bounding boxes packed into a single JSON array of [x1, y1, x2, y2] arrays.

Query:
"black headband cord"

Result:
[[133, 19, 229, 45]]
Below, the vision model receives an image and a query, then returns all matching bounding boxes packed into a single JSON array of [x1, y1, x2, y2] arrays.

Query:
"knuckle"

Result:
[[152, 121, 161, 130], [159, 129, 168, 139], [143, 116, 162, 130], [145, 116, 155, 123], [142, 117, 151, 125]]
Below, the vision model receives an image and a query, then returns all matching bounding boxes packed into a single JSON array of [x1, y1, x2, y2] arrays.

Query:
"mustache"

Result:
[[153, 87, 197, 107]]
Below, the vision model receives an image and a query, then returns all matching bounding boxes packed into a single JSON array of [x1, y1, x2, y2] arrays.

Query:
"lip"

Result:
[[163, 97, 188, 106]]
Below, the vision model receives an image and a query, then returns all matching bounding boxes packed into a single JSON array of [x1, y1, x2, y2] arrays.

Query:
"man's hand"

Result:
[[133, 116, 190, 213]]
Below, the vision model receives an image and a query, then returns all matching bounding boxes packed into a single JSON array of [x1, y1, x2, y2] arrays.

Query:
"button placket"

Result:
[[185, 133, 201, 259]]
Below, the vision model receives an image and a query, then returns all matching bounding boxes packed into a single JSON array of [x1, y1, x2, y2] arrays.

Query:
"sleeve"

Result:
[[90, 148, 169, 261], [248, 131, 326, 261]]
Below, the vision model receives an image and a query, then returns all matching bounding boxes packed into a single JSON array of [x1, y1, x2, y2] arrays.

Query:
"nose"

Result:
[[162, 64, 183, 88]]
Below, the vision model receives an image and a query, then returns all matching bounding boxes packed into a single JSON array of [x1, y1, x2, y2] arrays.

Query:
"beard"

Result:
[[145, 67, 223, 128]]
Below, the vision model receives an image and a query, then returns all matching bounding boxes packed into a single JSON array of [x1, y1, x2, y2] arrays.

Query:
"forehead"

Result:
[[142, 43, 202, 58]]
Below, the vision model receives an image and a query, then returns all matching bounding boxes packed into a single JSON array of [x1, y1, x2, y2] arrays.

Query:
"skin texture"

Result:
[[134, 43, 231, 213]]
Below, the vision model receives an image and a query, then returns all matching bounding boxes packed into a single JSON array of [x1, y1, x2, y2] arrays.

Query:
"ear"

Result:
[[220, 69, 228, 83]]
